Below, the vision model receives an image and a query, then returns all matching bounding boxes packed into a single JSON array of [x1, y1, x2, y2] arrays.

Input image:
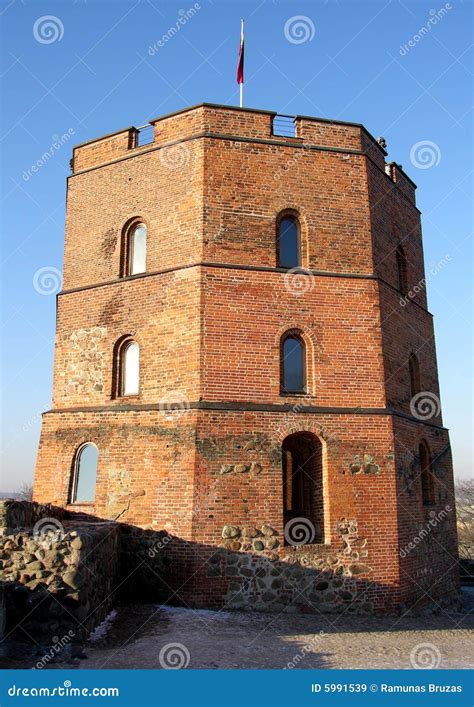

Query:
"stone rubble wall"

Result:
[[216, 519, 374, 614], [0, 502, 120, 645], [0, 500, 65, 535]]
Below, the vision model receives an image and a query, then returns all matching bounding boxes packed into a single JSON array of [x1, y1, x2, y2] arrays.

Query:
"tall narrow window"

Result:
[[281, 334, 306, 394], [277, 215, 300, 268], [282, 432, 324, 544], [420, 441, 435, 506], [72, 443, 98, 503], [121, 340, 140, 396], [128, 222, 147, 275], [409, 353, 421, 398], [396, 245, 408, 295]]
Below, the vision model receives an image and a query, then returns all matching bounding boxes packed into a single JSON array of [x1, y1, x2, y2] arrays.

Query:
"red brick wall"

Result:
[[73, 129, 133, 173], [377, 284, 442, 420], [51, 269, 201, 409], [34, 103, 458, 613], [366, 158, 426, 308], [35, 409, 199, 533], [201, 268, 386, 407], [202, 137, 373, 272], [64, 141, 204, 290], [393, 417, 458, 606], [35, 408, 402, 610]]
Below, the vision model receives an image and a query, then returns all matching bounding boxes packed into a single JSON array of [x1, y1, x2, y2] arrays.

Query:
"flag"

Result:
[[237, 19, 244, 84]]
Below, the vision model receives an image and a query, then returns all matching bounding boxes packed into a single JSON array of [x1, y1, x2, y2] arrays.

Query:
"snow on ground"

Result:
[[67, 597, 474, 670], [4, 592, 473, 670]]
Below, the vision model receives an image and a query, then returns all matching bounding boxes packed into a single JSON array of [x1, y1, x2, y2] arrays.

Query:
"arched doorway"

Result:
[[282, 432, 324, 544]]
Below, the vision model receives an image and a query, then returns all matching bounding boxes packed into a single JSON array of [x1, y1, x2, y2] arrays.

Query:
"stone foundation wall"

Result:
[[152, 516, 398, 615], [219, 518, 376, 614], [0, 500, 64, 535], [0, 502, 120, 645]]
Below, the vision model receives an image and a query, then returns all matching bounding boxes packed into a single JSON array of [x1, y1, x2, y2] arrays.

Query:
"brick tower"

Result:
[[34, 104, 458, 614]]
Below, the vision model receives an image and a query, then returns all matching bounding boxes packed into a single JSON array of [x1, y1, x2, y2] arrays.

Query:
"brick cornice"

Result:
[[58, 262, 433, 317], [43, 401, 447, 429]]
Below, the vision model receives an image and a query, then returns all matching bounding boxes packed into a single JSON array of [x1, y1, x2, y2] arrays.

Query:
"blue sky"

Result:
[[0, 0, 472, 491]]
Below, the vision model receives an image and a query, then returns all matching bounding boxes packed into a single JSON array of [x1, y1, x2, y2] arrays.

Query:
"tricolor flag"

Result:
[[237, 19, 244, 105]]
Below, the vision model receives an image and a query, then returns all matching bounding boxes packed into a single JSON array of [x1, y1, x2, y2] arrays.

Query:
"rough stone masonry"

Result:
[[31, 103, 458, 616]]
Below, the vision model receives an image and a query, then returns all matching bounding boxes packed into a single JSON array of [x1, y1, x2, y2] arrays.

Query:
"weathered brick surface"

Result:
[[51, 269, 201, 408], [392, 417, 458, 606], [34, 103, 458, 613], [200, 269, 385, 405], [65, 141, 204, 290]]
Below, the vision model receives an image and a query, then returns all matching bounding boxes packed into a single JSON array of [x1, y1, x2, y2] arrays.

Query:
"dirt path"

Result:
[[3, 592, 473, 671], [63, 598, 474, 670]]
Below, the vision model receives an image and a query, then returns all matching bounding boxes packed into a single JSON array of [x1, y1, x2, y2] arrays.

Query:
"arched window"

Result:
[[277, 215, 300, 269], [118, 339, 140, 396], [409, 353, 421, 398], [71, 443, 98, 503], [419, 441, 435, 506], [281, 334, 306, 394], [126, 222, 147, 275], [396, 245, 408, 295]]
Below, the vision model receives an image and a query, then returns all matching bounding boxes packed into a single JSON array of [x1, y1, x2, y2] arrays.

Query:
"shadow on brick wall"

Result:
[[0, 501, 461, 668]]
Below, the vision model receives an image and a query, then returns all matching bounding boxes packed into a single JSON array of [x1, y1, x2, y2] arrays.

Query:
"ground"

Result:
[[3, 590, 474, 670]]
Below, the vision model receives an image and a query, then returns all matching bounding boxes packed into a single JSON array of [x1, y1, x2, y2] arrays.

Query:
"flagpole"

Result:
[[240, 18, 244, 108]]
